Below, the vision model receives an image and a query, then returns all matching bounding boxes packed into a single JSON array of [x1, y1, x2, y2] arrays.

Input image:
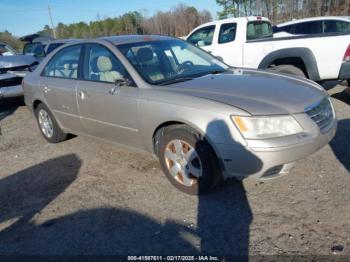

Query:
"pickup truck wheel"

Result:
[[35, 103, 67, 143], [157, 125, 220, 195], [272, 65, 306, 78]]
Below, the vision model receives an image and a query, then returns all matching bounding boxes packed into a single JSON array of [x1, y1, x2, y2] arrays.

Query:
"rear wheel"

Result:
[[35, 103, 67, 143], [157, 125, 221, 195], [272, 65, 306, 78]]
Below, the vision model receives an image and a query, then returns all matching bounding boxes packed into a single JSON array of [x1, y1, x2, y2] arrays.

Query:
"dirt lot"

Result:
[[0, 85, 350, 257]]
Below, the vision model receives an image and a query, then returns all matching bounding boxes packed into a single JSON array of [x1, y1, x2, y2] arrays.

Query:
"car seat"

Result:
[[97, 56, 123, 83]]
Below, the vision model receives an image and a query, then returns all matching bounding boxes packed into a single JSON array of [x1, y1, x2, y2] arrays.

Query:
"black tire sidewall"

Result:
[[274, 65, 306, 78], [158, 125, 218, 195], [35, 103, 66, 143]]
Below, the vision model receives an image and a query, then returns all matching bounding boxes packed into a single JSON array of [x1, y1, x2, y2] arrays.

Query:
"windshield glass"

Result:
[[23, 43, 45, 57], [117, 39, 229, 85], [0, 44, 16, 56]]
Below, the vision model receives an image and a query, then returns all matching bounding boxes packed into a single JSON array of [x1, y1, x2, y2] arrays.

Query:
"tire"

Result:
[[272, 65, 306, 78], [157, 124, 221, 195], [35, 103, 67, 143]]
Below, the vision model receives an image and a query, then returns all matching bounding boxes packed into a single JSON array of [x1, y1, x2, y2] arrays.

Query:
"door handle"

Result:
[[109, 86, 120, 95], [43, 86, 51, 93], [79, 90, 88, 100]]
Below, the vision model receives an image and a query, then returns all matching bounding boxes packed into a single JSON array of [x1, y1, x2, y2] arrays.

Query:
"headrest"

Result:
[[136, 48, 153, 63], [97, 56, 113, 72]]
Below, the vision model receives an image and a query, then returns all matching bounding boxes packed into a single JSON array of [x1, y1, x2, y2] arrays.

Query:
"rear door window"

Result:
[[324, 20, 350, 34], [246, 21, 273, 40], [187, 25, 215, 47], [43, 45, 82, 79], [294, 21, 322, 34], [218, 23, 237, 44]]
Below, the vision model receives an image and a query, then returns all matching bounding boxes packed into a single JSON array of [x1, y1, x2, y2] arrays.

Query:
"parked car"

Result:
[[21, 34, 78, 59], [0, 42, 37, 99], [0, 42, 17, 56], [185, 16, 350, 82], [273, 16, 350, 38], [23, 35, 337, 195]]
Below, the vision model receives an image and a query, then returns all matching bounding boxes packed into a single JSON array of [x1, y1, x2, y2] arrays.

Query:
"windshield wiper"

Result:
[[159, 77, 194, 86]]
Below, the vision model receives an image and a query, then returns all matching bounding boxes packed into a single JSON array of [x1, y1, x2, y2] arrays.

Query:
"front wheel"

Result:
[[271, 65, 306, 78], [157, 125, 221, 195]]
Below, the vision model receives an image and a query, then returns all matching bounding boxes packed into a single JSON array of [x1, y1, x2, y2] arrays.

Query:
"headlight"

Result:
[[232, 115, 303, 139]]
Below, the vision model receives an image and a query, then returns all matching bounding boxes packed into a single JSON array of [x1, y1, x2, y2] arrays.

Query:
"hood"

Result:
[[161, 69, 326, 115], [0, 55, 37, 69]]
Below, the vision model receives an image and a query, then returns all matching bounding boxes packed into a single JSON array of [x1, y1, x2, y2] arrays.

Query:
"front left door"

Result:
[[77, 43, 142, 148]]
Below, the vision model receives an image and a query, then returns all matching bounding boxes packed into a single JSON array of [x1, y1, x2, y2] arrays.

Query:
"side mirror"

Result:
[[115, 78, 132, 87], [216, 56, 224, 62]]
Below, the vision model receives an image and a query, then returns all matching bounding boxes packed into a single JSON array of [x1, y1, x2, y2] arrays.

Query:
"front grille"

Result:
[[305, 97, 334, 133], [0, 76, 22, 88]]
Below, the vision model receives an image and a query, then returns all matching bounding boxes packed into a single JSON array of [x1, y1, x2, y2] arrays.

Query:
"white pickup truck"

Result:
[[185, 16, 350, 82]]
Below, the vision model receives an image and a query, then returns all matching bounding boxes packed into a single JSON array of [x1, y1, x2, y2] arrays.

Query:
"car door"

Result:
[[40, 44, 83, 132], [77, 43, 141, 147], [186, 25, 216, 54], [211, 22, 243, 67]]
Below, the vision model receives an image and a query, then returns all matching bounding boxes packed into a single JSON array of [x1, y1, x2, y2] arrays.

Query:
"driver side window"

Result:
[[187, 25, 215, 47], [83, 44, 131, 84]]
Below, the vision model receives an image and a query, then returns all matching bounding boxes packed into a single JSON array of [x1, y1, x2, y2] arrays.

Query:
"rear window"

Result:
[[247, 21, 273, 40]]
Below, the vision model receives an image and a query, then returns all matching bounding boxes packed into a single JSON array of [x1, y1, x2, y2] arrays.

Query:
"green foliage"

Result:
[[0, 31, 23, 52]]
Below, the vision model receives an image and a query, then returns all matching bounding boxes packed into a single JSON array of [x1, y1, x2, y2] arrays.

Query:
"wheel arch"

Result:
[[151, 120, 225, 173], [258, 47, 320, 81]]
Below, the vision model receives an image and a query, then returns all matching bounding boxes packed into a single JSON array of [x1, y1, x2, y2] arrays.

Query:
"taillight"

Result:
[[343, 44, 350, 62]]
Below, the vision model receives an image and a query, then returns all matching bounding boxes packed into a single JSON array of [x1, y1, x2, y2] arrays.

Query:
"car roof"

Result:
[[193, 16, 270, 28], [100, 35, 177, 45], [276, 16, 350, 27], [47, 39, 80, 44]]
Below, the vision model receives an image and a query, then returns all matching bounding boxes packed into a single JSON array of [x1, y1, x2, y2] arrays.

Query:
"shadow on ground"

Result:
[[0, 118, 255, 258], [331, 88, 350, 106], [330, 119, 350, 173], [0, 97, 24, 122], [0, 157, 253, 256]]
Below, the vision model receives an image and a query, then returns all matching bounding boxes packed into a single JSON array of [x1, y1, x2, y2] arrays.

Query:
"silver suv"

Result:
[[23, 35, 337, 195]]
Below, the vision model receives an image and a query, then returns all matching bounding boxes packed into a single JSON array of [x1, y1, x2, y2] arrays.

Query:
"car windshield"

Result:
[[0, 44, 16, 56], [117, 39, 229, 85]]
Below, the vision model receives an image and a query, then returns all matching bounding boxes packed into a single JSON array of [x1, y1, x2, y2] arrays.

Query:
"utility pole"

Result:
[[47, 5, 56, 38]]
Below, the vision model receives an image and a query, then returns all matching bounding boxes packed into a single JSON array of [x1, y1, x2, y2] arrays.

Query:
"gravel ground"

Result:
[[0, 85, 350, 257]]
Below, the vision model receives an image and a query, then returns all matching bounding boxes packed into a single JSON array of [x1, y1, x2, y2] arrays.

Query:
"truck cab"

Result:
[[186, 16, 272, 68]]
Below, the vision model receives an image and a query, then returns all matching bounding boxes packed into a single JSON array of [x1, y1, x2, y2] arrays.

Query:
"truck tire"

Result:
[[272, 65, 306, 78]]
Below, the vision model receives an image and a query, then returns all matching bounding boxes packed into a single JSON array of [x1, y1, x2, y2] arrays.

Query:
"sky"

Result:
[[0, 0, 221, 36]]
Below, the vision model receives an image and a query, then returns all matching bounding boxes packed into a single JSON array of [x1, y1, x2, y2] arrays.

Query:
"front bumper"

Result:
[[338, 61, 350, 80], [216, 119, 337, 179], [0, 72, 24, 99], [0, 84, 23, 99]]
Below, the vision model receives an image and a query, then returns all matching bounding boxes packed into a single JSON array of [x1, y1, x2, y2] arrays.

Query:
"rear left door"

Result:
[[40, 44, 83, 132]]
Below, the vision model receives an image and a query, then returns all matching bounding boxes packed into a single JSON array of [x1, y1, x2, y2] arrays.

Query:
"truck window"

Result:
[[218, 23, 237, 44], [246, 21, 273, 40], [273, 24, 293, 34], [324, 20, 350, 34], [187, 25, 215, 47], [294, 21, 322, 34]]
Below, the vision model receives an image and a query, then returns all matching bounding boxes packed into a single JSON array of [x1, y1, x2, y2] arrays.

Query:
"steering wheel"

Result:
[[176, 60, 194, 73]]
